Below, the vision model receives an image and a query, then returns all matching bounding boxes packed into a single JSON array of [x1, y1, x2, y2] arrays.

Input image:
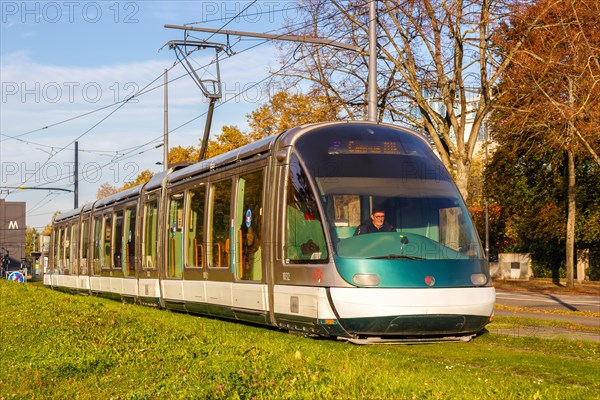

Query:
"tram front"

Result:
[[292, 122, 495, 342]]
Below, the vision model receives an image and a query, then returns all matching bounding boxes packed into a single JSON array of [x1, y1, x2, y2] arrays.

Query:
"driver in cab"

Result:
[[354, 208, 395, 236]]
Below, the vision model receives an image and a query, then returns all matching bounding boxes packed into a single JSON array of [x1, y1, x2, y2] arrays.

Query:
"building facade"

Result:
[[0, 199, 26, 271]]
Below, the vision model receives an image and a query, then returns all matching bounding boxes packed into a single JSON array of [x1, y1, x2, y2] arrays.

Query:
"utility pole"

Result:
[[163, 69, 169, 171], [484, 123, 489, 260], [367, 0, 377, 122], [165, 16, 377, 120], [74, 141, 79, 209], [166, 4, 379, 152]]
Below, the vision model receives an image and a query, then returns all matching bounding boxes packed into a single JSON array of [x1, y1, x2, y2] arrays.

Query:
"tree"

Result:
[[168, 146, 198, 165], [122, 170, 154, 190], [491, 0, 600, 286], [25, 226, 38, 256], [485, 144, 599, 279], [274, 0, 555, 201], [96, 182, 120, 200], [247, 91, 340, 139], [203, 92, 339, 158], [96, 170, 154, 199], [205, 125, 252, 159]]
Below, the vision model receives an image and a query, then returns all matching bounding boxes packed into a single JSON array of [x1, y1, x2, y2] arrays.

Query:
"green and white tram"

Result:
[[46, 121, 495, 343]]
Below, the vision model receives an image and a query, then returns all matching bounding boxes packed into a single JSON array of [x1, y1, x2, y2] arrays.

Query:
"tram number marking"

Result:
[[282, 272, 291, 281], [313, 268, 323, 282]]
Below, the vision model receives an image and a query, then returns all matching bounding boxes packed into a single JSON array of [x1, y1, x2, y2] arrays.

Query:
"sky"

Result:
[[1, 0, 306, 229]]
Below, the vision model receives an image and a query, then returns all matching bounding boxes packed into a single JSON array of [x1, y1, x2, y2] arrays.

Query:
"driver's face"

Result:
[[371, 212, 385, 228]]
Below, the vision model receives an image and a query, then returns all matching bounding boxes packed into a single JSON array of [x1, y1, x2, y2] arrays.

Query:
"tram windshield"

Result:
[[294, 125, 484, 260]]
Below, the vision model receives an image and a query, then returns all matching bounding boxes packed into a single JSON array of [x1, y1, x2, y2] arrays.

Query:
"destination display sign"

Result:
[[328, 140, 404, 155]]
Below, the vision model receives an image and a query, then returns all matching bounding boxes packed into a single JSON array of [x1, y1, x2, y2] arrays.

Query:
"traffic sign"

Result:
[[8, 271, 25, 283]]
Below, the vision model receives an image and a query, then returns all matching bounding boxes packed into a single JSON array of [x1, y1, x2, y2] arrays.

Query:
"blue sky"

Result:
[[1, 1, 303, 229]]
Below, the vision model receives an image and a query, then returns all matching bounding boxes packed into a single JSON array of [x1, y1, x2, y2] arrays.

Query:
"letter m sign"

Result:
[[8, 220, 19, 229]]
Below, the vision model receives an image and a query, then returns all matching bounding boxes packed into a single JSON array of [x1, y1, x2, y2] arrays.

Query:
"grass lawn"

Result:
[[1, 281, 598, 399]]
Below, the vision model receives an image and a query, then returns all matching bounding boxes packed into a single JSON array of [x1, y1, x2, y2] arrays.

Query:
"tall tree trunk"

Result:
[[455, 160, 470, 202], [566, 145, 576, 288]]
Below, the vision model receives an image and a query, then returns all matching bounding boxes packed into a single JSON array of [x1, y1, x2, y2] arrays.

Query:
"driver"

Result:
[[354, 208, 395, 236]]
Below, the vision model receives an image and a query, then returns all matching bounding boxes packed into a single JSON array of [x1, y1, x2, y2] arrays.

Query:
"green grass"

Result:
[[1, 281, 598, 399]]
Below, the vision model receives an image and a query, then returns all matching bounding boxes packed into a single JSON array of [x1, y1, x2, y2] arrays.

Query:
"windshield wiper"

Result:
[[369, 254, 424, 260]]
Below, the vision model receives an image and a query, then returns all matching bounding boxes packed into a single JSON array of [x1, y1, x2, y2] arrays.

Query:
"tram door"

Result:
[[209, 179, 233, 269], [166, 193, 184, 278], [235, 170, 264, 281]]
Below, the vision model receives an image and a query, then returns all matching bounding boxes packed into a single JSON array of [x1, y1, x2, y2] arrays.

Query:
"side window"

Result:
[[237, 170, 263, 281], [186, 185, 206, 268], [209, 179, 232, 268], [55, 227, 62, 271], [63, 226, 71, 273], [285, 155, 328, 263], [331, 195, 361, 239], [123, 207, 136, 276], [167, 193, 184, 278], [143, 199, 158, 269], [52, 228, 58, 272], [114, 210, 124, 270], [80, 218, 89, 275], [102, 214, 112, 269], [71, 224, 79, 275], [92, 216, 102, 275]]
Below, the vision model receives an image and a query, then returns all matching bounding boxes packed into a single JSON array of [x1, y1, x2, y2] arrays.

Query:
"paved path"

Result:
[[492, 288, 599, 342], [495, 289, 600, 313]]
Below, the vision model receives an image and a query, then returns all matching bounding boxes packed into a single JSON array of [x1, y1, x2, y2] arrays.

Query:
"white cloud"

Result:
[[1, 41, 283, 229]]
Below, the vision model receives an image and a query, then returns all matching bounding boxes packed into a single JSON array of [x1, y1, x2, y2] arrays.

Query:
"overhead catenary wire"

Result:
[[5, 4, 361, 220], [1, 5, 350, 145], [14, 8, 358, 198]]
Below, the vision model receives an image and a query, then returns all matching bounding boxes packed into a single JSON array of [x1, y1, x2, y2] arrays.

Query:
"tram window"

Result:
[[71, 224, 79, 275], [81, 218, 89, 275], [92, 216, 102, 275], [102, 214, 112, 269], [330, 195, 361, 239], [439, 206, 473, 253], [123, 207, 136, 276], [186, 185, 206, 268], [52, 228, 59, 272], [114, 210, 124, 271], [56, 227, 63, 271], [237, 170, 264, 281], [143, 199, 158, 270], [285, 155, 328, 263], [209, 179, 232, 268], [167, 193, 184, 278], [63, 226, 71, 273]]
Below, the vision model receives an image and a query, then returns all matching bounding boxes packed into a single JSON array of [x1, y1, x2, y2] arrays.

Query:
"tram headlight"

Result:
[[470, 273, 488, 286], [352, 274, 381, 286]]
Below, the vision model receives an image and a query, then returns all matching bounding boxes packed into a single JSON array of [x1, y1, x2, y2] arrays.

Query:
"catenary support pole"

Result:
[[74, 141, 78, 209], [367, 0, 377, 122]]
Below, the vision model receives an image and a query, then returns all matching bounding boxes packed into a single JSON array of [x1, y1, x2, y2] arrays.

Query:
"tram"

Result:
[[46, 121, 495, 343]]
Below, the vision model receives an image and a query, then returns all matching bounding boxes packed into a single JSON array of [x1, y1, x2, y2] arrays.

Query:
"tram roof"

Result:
[[167, 121, 429, 184], [53, 207, 83, 223], [167, 134, 278, 184], [93, 184, 143, 209]]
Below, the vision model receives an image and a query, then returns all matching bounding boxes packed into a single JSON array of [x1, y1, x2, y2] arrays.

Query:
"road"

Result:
[[495, 289, 600, 313], [492, 289, 600, 342]]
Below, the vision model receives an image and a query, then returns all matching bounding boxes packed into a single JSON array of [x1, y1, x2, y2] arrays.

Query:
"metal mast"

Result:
[[165, 2, 379, 153], [367, 0, 377, 122], [163, 69, 169, 170], [167, 40, 228, 161], [74, 141, 78, 209]]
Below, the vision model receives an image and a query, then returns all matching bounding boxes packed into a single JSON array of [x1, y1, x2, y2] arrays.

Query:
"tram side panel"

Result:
[[269, 149, 348, 338], [138, 190, 162, 306], [160, 162, 271, 324]]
